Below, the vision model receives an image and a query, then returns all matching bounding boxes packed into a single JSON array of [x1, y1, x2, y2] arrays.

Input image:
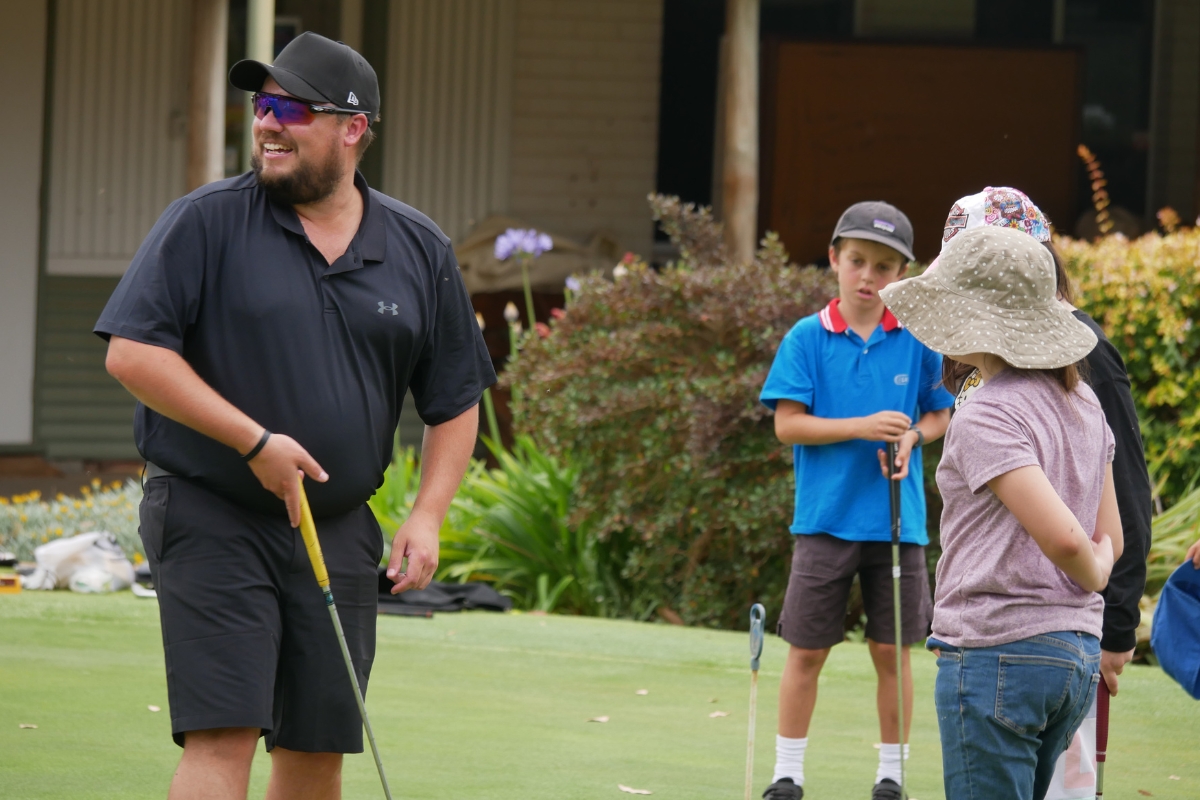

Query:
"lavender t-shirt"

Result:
[[933, 369, 1115, 648]]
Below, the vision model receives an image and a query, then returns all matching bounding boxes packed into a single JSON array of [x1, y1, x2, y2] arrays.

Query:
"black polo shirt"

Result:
[[95, 171, 495, 518]]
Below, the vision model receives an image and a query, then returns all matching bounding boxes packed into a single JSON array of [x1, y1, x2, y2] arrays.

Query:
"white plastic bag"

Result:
[[20, 532, 134, 592]]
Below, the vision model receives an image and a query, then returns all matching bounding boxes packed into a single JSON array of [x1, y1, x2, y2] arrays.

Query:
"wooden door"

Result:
[[761, 41, 1081, 263]]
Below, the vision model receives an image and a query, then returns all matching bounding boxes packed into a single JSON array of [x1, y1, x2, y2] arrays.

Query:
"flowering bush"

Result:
[[502, 195, 836, 628], [1060, 230, 1200, 504], [0, 480, 143, 562]]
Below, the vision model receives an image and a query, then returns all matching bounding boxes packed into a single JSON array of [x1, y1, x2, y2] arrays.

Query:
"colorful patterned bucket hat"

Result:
[[941, 186, 1052, 251], [880, 226, 1096, 369]]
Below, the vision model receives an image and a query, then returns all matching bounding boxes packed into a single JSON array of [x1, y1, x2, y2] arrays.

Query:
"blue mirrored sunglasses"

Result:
[[252, 92, 363, 125]]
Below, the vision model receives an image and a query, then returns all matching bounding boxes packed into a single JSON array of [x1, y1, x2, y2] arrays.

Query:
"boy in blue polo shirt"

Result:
[[758, 202, 954, 800]]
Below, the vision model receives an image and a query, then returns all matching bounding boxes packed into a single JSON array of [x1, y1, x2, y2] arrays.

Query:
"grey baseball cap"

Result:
[[831, 201, 915, 261]]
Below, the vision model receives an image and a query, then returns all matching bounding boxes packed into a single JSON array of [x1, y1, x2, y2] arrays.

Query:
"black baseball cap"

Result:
[[831, 201, 914, 261], [230, 32, 380, 123]]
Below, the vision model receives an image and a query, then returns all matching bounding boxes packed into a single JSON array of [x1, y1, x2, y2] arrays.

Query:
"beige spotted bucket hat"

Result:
[[879, 226, 1096, 369]]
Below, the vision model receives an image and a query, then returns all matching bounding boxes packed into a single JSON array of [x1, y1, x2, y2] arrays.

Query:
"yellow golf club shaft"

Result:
[[296, 477, 393, 800]]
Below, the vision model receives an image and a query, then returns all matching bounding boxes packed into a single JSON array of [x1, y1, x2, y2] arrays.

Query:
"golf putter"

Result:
[[297, 477, 394, 800], [744, 603, 766, 800], [1095, 681, 1110, 797], [886, 442, 907, 798]]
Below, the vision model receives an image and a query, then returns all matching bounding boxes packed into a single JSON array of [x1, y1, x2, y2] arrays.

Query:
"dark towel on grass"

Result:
[[376, 567, 512, 616]]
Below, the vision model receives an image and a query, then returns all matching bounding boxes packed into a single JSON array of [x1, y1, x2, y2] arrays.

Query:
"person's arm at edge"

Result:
[[774, 399, 912, 446], [104, 336, 327, 526], [1088, 366, 1150, 691], [385, 403, 479, 594], [988, 463, 1119, 593]]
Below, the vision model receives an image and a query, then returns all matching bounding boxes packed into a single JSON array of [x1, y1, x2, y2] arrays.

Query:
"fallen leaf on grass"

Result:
[[635, 689, 648, 696], [588, 716, 610, 723], [709, 711, 729, 718], [19, 724, 37, 729], [708, 697, 718, 703], [1169, 776, 1180, 780], [1138, 791, 1153, 796], [618, 784, 652, 795], [148, 705, 161, 712]]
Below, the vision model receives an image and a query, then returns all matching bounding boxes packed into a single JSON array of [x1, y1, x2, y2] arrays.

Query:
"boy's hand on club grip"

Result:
[[859, 411, 912, 442], [878, 429, 919, 480], [247, 433, 328, 527]]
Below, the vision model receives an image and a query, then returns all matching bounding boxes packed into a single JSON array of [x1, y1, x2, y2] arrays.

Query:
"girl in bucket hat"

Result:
[[880, 225, 1124, 800]]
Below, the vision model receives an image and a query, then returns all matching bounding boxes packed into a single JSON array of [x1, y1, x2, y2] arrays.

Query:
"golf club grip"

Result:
[[296, 478, 331, 590], [1096, 680, 1110, 758], [886, 442, 901, 544]]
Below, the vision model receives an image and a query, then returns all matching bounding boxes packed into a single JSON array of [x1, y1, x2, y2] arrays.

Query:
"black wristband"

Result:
[[242, 429, 271, 461], [909, 425, 925, 449]]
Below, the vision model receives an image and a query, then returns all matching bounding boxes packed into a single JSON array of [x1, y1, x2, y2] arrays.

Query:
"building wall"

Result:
[[507, 0, 664, 259], [0, 1, 48, 447], [381, 0, 515, 243], [1147, 0, 1200, 221], [854, 0, 975, 39], [44, 0, 189, 277]]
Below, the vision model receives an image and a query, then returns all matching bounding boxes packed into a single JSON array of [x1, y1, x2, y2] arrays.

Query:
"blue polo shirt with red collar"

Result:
[[760, 299, 954, 544]]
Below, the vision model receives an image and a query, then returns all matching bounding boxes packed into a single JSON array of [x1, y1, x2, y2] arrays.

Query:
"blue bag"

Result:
[[1151, 560, 1200, 700]]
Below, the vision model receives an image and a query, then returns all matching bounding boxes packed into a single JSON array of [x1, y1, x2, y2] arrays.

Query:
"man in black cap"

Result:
[[97, 33, 495, 798]]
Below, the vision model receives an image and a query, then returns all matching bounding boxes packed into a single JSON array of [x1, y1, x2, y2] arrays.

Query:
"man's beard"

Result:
[[252, 142, 343, 206]]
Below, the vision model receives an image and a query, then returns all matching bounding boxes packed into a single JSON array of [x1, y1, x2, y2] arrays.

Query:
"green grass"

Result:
[[1, 593, 1197, 799]]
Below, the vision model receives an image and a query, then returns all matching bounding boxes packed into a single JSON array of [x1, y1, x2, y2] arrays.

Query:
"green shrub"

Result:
[[503, 195, 836, 629], [369, 440, 636, 617], [1060, 230, 1200, 504]]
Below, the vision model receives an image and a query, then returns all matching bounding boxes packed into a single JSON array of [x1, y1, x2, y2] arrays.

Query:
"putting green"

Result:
[[1, 592, 1196, 799]]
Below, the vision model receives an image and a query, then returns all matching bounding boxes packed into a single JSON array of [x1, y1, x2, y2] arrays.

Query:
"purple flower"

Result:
[[494, 228, 554, 261], [565, 276, 582, 292]]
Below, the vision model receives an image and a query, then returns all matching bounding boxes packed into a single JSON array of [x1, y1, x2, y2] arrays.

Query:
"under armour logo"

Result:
[[378, 301, 398, 315], [347, 91, 359, 106]]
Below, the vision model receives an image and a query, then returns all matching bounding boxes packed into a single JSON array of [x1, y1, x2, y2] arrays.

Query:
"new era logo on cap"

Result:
[[347, 91, 358, 105]]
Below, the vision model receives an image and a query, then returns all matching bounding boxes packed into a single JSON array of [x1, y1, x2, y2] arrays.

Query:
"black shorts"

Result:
[[139, 476, 383, 752], [777, 533, 932, 650]]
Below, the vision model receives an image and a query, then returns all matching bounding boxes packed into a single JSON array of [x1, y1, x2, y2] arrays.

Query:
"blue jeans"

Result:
[[928, 631, 1100, 800]]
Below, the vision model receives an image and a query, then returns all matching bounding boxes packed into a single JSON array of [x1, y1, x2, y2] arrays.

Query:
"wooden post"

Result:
[[721, 0, 759, 264], [186, 0, 229, 190], [242, 0, 276, 172]]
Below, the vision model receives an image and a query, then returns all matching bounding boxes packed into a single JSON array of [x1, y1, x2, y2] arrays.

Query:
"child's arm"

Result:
[[774, 399, 911, 446], [878, 408, 951, 480], [988, 464, 1116, 593]]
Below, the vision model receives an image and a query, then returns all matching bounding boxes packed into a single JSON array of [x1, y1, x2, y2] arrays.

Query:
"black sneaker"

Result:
[[762, 777, 803, 800], [871, 778, 903, 800]]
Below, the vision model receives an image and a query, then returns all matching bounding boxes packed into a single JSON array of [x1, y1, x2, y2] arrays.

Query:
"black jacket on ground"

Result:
[[1075, 310, 1152, 653]]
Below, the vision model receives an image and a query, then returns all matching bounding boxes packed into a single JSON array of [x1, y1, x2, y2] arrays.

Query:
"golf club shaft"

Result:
[[298, 480, 394, 800], [887, 442, 906, 795], [1095, 681, 1110, 797], [745, 670, 758, 800]]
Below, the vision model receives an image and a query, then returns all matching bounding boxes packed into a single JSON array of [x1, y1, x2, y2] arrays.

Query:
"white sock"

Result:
[[876, 743, 909, 785], [773, 735, 808, 785]]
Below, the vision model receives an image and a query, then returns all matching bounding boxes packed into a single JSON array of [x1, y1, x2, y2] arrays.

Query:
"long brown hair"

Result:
[[1045, 240, 1074, 304], [942, 355, 1082, 395]]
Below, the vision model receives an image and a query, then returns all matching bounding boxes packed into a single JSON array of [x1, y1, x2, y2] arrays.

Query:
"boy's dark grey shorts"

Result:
[[139, 476, 383, 753], [777, 533, 932, 649]]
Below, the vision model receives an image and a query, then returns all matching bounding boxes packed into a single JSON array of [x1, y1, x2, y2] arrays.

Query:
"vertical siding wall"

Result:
[[45, 0, 189, 276], [382, 0, 516, 242], [508, 0, 663, 259], [37, 0, 187, 459], [1147, 0, 1200, 221]]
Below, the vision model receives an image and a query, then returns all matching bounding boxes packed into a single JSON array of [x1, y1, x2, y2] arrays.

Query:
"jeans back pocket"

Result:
[[995, 654, 1077, 735]]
